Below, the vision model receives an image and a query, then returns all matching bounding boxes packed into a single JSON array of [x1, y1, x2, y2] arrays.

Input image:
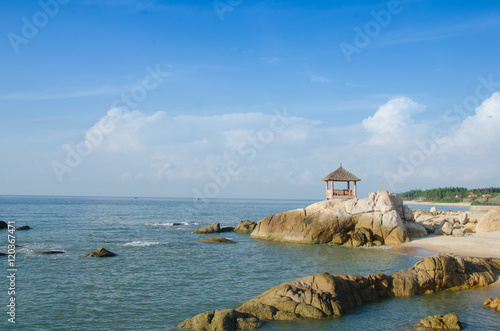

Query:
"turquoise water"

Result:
[[0, 196, 498, 330]]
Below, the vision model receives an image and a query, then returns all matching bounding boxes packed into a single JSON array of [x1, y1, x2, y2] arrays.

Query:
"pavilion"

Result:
[[322, 164, 361, 200]]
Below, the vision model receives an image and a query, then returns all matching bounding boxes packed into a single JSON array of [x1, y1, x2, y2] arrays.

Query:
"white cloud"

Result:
[[362, 97, 426, 145], [51, 93, 500, 198], [310, 75, 330, 83]]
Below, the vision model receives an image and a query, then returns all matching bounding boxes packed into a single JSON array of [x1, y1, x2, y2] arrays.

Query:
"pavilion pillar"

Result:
[[354, 181, 357, 198]]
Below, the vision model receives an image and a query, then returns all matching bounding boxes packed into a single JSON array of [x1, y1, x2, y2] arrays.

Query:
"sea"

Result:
[[0, 196, 498, 330]]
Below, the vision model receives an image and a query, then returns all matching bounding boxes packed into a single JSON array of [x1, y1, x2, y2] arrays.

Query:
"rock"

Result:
[[0, 221, 8, 229], [418, 221, 435, 234], [463, 228, 475, 234], [459, 213, 469, 225], [476, 210, 500, 233], [172, 223, 184, 226], [350, 227, 373, 247], [404, 221, 429, 238], [35, 251, 66, 255], [234, 220, 257, 234], [430, 206, 437, 214], [441, 222, 454, 236], [220, 227, 235, 233], [403, 205, 414, 221], [197, 237, 236, 244], [419, 312, 462, 329], [15, 225, 31, 230], [483, 297, 500, 312], [181, 254, 500, 329], [452, 229, 464, 237], [329, 233, 350, 246], [177, 309, 263, 331], [82, 247, 117, 258], [193, 223, 221, 234], [251, 190, 410, 246]]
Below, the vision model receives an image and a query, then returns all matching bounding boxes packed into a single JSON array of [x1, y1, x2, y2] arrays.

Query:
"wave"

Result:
[[146, 222, 190, 227], [123, 241, 162, 247]]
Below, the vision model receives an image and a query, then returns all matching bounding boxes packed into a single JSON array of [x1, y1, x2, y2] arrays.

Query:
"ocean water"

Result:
[[0, 196, 498, 330]]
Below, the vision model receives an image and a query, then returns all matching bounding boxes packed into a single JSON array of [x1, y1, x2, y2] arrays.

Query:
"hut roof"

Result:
[[322, 165, 361, 182]]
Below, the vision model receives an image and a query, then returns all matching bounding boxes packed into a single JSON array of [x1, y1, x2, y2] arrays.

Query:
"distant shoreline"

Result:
[[403, 200, 472, 207]]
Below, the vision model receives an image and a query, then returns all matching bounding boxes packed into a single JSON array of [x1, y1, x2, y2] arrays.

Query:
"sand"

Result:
[[404, 200, 472, 207], [389, 231, 500, 259]]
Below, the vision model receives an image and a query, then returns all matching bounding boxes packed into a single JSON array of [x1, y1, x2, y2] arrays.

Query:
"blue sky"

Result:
[[1, 0, 500, 200]]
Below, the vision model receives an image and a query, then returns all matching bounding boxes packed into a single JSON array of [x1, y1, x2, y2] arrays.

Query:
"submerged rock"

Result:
[[220, 226, 235, 233], [178, 309, 263, 331], [82, 247, 117, 258], [251, 190, 411, 246], [234, 220, 257, 234], [35, 251, 66, 255], [15, 225, 31, 231], [197, 237, 236, 244], [418, 312, 462, 330], [193, 223, 221, 234], [178, 254, 500, 330]]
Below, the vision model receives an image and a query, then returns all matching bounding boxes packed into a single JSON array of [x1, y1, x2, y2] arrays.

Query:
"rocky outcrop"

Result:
[[476, 210, 500, 233], [178, 254, 500, 330], [178, 309, 263, 331], [194, 223, 221, 234], [234, 220, 257, 234], [418, 312, 462, 329], [82, 247, 117, 258], [251, 190, 412, 246], [193, 223, 234, 234], [483, 297, 500, 312], [15, 225, 31, 231], [197, 237, 236, 244], [0, 221, 8, 229]]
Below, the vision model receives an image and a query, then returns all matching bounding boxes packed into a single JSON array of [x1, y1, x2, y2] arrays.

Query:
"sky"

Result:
[[0, 0, 499, 200]]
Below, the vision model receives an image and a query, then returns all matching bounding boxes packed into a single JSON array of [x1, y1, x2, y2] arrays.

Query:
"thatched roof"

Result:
[[322, 164, 361, 182]]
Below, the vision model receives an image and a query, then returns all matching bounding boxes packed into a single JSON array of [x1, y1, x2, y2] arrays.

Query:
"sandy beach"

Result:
[[389, 231, 500, 259], [404, 200, 472, 207]]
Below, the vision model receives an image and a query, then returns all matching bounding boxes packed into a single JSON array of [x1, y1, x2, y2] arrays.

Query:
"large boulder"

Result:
[[179, 254, 500, 329], [475, 210, 500, 233], [178, 309, 263, 330], [234, 220, 257, 234], [251, 190, 410, 246], [404, 221, 428, 238], [419, 313, 462, 330], [0, 221, 8, 229], [194, 223, 221, 234]]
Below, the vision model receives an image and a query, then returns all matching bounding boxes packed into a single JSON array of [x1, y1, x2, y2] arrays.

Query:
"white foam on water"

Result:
[[123, 241, 161, 247]]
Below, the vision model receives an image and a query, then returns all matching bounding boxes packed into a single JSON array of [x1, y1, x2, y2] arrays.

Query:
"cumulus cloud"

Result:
[[53, 93, 500, 198], [362, 97, 426, 145]]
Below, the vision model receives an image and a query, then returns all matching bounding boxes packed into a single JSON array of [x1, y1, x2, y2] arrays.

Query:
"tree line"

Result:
[[397, 187, 500, 201]]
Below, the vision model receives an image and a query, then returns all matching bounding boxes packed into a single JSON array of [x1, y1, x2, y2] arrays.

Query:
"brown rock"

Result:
[[82, 247, 117, 258], [419, 312, 462, 329], [193, 223, 221, 234], [35, 251, 65, 255], [483, 297, 500, 312], [177, 309, 263, 331], [197, 237, 236, 244], [234, 220, 257, 234]]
